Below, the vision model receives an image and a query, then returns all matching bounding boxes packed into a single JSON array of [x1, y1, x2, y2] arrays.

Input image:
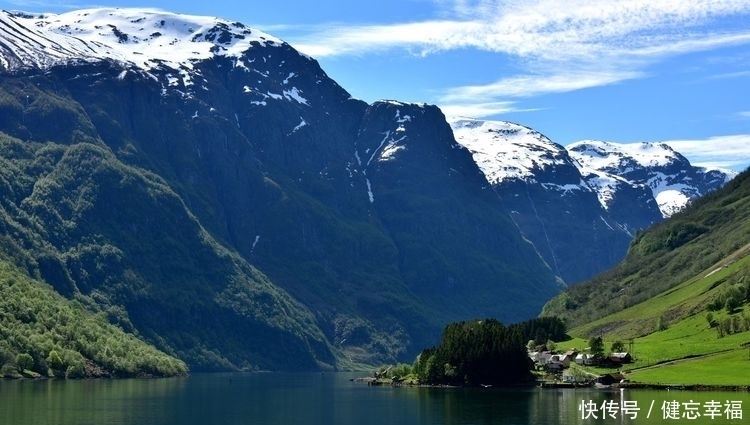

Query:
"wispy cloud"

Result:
[[739, 111, 750, 119], [291, 20, 486, 58], [663, 135, 750, 172], [440, 70, 644, 101], [438, 100, 533, 118], [286, 0, 750, 116], [293, 1, 750, 59]]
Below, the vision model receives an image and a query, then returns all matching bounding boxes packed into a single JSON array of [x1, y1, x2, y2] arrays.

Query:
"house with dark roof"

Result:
[[610, 352, 632, 364]]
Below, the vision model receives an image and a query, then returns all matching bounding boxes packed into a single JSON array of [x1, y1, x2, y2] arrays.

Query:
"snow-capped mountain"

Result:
[[450, 118, 581, 186], [450, 118, 735, 218], [449, 117, 733, 284], [569, 140, 736, 217], [0, 9, 280, 73]]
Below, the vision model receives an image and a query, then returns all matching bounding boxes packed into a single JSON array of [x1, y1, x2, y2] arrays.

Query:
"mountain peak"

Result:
[[569, 139, 688, 173], [449, 117, 575, 185], [0, 8, 283, 73], [569, 139, 736, 217]]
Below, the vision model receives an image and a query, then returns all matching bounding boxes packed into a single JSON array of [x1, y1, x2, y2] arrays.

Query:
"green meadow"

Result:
[[557, 251, 750, 387]]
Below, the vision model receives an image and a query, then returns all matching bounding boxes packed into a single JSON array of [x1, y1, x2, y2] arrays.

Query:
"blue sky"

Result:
[[3, 0, 750, 171]]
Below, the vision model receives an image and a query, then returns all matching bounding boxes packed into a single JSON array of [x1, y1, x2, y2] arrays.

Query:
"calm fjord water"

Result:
[[1, 373, 747, 425]]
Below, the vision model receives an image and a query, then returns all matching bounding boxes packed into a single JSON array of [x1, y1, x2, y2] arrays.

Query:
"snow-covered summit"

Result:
[[0, 8, 282, 73], [569, 140, 736, 217], [568, 140, 688, 174], [449, 118, 734, 219], [449, 117, 577, 185]]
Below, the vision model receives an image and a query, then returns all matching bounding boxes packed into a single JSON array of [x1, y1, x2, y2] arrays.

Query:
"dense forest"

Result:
[[0, 258, 187, 378], [412, 317, 566, 386]]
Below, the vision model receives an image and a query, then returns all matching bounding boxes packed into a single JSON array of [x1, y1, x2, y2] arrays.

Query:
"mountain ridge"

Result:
[[0, 8, 283, 74], [569, 139, 735, 217], [449, 117, 735, 220], [449, 117, 734, 284]]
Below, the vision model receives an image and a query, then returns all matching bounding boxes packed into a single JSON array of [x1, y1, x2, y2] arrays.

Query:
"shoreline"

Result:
[[617, 382, 750, 392], [352, 376, 750, 392]]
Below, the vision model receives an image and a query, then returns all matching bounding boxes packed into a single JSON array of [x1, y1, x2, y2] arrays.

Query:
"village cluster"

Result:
[[528, 347, 633, 386], [529, 349, 633, 370]]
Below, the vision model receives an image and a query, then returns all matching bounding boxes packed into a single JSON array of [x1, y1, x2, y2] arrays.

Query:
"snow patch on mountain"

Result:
[[655, 190, 691, 217], [449, 118, 733, 219], [290, 118, 307, 134], [579, 170, 632, 210], [569, 140, 735, 217], [283, 87, 309, 105], [449, 117, 571, 184], [0, 8, 283, 83], [570, 140, 681, 172]]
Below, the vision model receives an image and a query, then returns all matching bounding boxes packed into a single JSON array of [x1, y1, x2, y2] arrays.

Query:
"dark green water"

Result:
[[1, 373, 748, 424]]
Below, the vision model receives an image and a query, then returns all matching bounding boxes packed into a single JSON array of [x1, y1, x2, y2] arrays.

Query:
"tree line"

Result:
[[412, 317, 566, 386]]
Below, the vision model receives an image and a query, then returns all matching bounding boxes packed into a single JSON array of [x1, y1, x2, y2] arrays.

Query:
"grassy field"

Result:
[[627, 349, 750, 386], [555, 251, 750, 386], [556, 324, 750, 386]]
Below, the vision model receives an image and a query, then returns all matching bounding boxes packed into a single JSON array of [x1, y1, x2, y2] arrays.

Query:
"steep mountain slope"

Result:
[[450, 118, 661, 284], [543, 167, 750, 330], [449, 118, 733, 285], [0, 255, 187, 378], [0, 8, 562, 370], [0, 131, 334, 371]]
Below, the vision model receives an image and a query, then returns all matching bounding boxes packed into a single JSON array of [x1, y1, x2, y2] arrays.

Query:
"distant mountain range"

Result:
[[451, 118, 734, 284], [0, 8, 736, 373]]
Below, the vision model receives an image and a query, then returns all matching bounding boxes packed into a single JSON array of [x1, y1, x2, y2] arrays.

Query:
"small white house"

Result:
[[575, 353, 594, 365]]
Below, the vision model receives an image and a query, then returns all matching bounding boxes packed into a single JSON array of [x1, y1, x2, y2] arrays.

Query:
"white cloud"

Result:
[[740, 111, 750, 119], [438, 100, 522, 118], [436, 69, 645, 117], [440, 70, 643, 101], [291, 20, 486, 58], [662, 135, 750, 172], [291, 1, 750, 60], [286, 0, 750, 112]]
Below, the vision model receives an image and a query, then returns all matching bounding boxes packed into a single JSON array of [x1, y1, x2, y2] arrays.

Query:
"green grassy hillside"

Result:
[[545, 168, 750, 386], [544, 168, 750, 328], [0, 130, 334, 372]]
